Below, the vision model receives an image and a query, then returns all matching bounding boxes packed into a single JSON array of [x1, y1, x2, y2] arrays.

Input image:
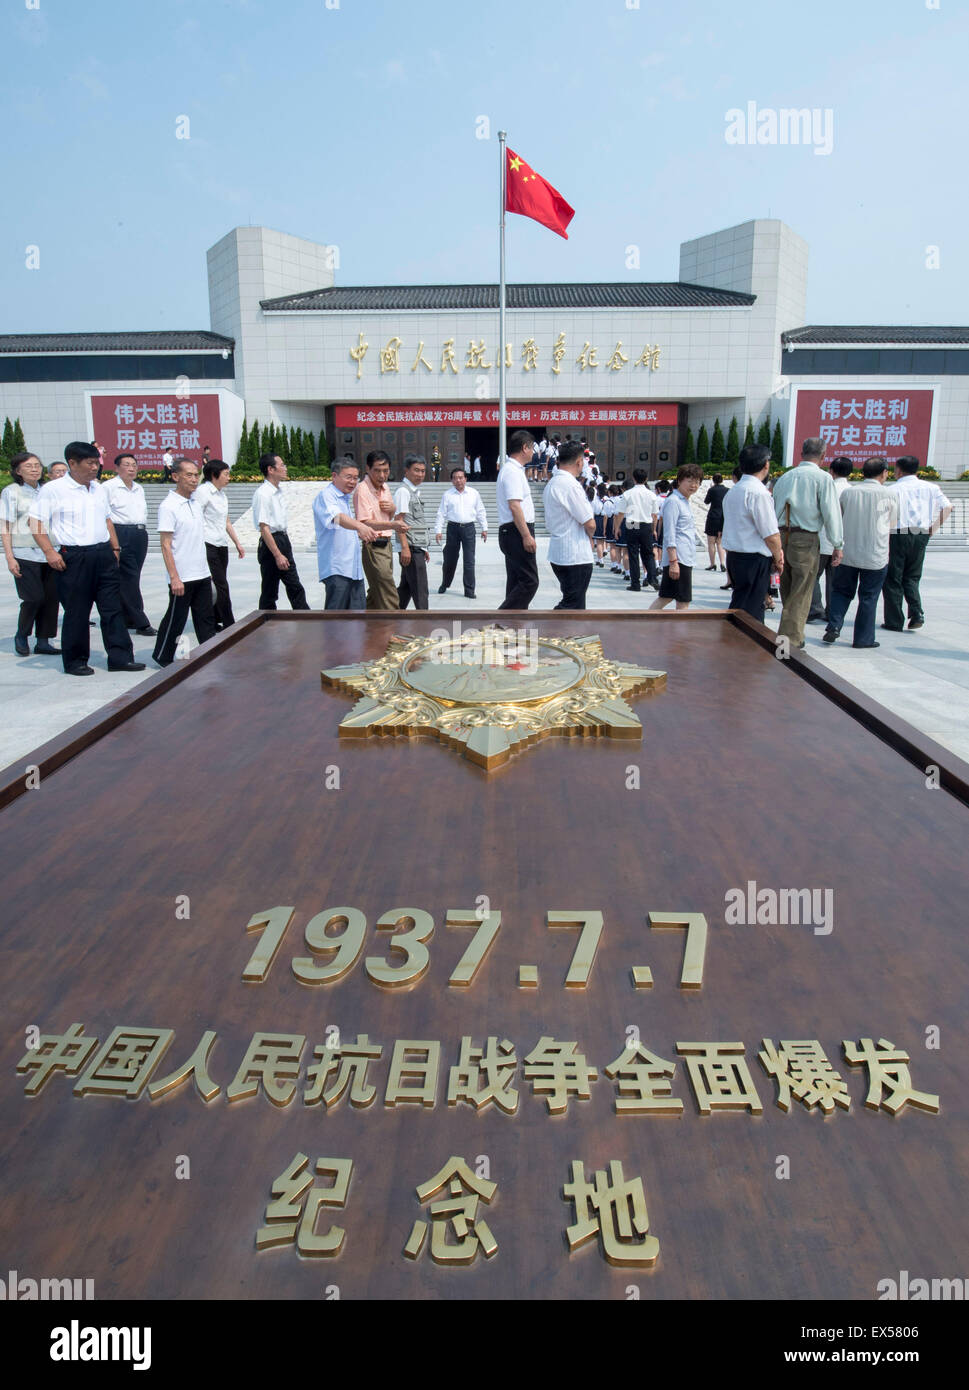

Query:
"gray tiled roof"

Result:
[[260, 283, 757, 311], [0, 332, 235, 354], [783, 326, 969, 345]]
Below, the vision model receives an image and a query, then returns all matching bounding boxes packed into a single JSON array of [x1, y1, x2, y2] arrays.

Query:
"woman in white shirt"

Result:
[[196, 459, 245, 629], [1, 452, 60, 656]]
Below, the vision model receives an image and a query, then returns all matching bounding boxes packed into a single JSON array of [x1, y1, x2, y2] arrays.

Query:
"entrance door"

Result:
[[464, 427, 499, 481]]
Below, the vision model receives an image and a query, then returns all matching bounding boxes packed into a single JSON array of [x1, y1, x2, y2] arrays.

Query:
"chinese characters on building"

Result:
[[347, 334, 663, 379]]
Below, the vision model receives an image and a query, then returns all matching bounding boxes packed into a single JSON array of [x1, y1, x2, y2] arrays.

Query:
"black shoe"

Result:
[[719, 582, 731, 590], [852, 641, 880, 649], [34, 641, 61, 655], [705, 564, 716, 571], [806, 614, 825, 624], [908, 619, 924, 630], [437, 587, 448, 594], [822, 630, 838, 643], [464, 593, 476, 599], [66, 664, 95, 676], [626, 585, 642, 592], [14, 634, 29, 656], [107, 660, 147, 672], [880, 624, 903, 632], [136, 625, 158, 636], [648, 582, 660, 591]]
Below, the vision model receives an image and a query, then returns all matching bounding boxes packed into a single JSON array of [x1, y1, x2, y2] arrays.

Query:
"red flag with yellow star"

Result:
[[504, 147, 575, 239]]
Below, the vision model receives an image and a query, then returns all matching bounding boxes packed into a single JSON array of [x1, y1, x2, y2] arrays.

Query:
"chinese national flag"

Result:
[[505, 147, 575, 239]]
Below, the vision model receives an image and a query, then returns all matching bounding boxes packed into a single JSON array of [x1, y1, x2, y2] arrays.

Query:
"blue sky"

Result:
[[3, 0, 965, 333]]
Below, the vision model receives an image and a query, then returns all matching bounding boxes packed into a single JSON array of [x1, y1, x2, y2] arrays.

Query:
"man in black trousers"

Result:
[[435, 467, 488, 598], [496, 430, 539, 610], [252, 453, 309, 611], [721, 445, 785, 621], [153, 458, 218, 666], [30, 441, 145, 675]]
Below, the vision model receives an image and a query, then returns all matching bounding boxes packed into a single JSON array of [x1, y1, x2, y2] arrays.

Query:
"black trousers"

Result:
[[497, 523, 539, 610], [728, 552, 773, 620], [257, 532, 309, 610], [205, 542, 235, 628], [56, 543, 133, 671], [397, 549, 429, 610], [626, 523, 657, 588], [14, 558, 58, 639], [153, 577, 217, 666], [113, 523, 150, 630], [441, 522, 477, 596], [551, 562, 593, 610], [883, 531, 929, 629]]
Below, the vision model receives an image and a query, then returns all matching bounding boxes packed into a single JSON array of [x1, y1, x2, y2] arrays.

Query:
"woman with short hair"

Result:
[[196, 459, 245, 629], [1, 452, 60, 656]]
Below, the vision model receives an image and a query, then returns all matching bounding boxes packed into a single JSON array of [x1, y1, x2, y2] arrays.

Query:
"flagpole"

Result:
[[498, 129, 507, 477]]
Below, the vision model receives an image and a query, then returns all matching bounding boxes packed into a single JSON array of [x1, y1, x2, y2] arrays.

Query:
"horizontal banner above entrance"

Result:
[[334, 403, 679, 428]]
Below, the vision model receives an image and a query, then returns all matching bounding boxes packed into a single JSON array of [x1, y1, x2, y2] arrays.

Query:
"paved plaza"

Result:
[[1, 537, 966, 773]]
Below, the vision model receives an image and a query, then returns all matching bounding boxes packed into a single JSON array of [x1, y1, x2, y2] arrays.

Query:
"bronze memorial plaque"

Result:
[[1, 610, 967, 1302]]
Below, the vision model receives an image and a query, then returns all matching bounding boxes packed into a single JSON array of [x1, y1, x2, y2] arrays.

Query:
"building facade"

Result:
[[1, 218, 966, 478]]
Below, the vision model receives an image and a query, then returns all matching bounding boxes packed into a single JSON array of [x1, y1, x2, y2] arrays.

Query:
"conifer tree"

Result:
[[697, 424, 710, 465], [318, 429, 330, 474], [771, 420, 784, 467], [757, 417, 771, 448], [711, 418, 725, 466], [744, 416, 755, 448], [1, 418, 13, 465], [237, 419, 249, 468], [726, 417, 740, 464], [684, 426, 696, 465], [12, 419, 26, 453]]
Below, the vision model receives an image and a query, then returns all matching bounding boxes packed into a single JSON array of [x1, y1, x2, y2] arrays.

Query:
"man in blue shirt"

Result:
[[313, 458, 383, 610]]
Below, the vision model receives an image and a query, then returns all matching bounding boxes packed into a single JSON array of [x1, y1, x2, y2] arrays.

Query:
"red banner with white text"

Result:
[[790, 388, 935, 469], [90, 393, 224, 471]]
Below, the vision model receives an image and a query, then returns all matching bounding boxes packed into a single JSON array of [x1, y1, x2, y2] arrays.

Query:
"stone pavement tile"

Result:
[[0, 546, 966, 770]]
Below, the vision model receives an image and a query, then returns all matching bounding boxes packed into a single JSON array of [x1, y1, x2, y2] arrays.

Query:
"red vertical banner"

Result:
[[790, 388, 935, 469], [90, 393, 224, 470]]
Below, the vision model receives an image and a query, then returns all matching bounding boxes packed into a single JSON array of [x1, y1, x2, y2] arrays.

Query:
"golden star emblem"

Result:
[[322, 625, 666, 770], [509, 155, 523, 172]]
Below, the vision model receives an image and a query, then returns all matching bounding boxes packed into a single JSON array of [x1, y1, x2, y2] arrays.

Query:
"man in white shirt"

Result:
[[30, 441, 144, 676], [823, 457, 899, 649], [435, 466, 487, 598], [472, 455, 482, 478], [721, 445, 785, 619], [543, 441, 596, 609], [615, 468, 661, 592], [161, 448, 174, 483], [496, 430, 539, 610], [252, 452, 309, 611], [883, 454, 953, 632], [153, 458, 217, 666], [103, 452, 155, 636]]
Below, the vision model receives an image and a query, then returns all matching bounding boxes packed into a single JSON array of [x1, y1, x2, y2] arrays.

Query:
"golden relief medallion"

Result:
[[322, 625, 666, 769]]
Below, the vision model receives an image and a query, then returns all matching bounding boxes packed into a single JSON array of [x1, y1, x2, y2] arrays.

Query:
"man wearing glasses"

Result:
[[496, 429, 539, 610]]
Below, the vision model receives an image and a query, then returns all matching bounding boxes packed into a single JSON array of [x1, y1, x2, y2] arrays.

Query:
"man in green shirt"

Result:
[[771, 438, 844, 647]]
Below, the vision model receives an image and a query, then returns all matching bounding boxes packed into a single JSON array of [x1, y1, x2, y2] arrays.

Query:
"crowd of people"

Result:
[[1, 432, 953, 673]]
